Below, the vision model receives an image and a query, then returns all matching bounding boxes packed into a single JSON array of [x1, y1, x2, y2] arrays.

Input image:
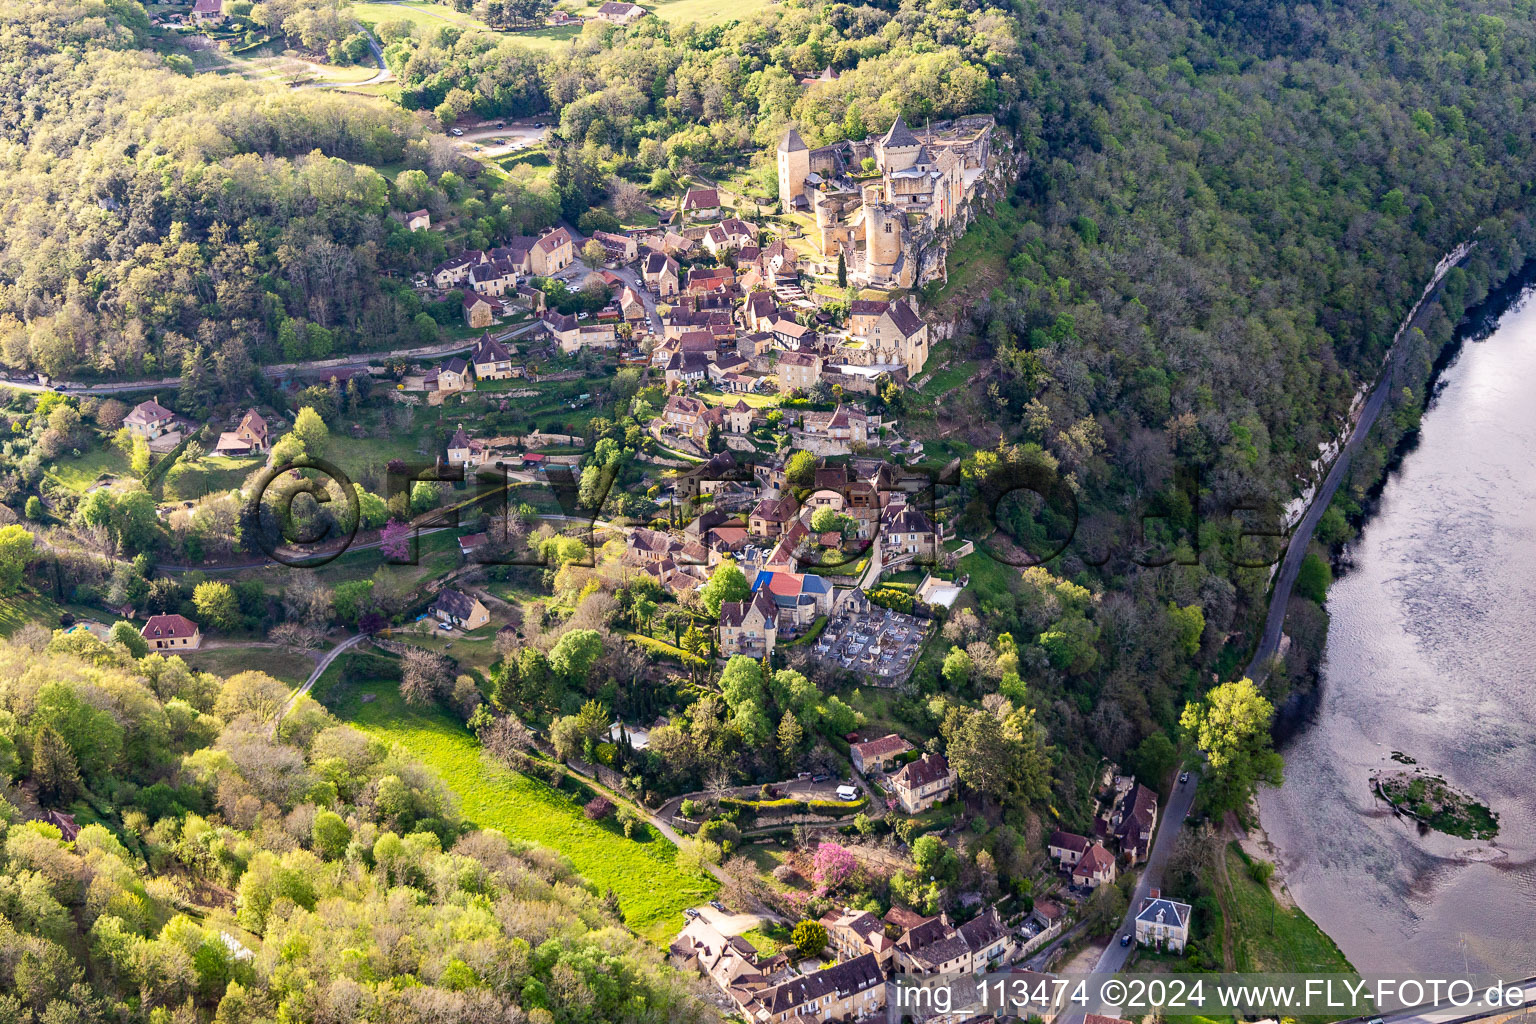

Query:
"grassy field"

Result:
[[183, 646, 317, 686], [1220, 843, 1354, 976], [328, 668, 717, 942], [347, 1, 489, 32], [499, 25, 583, 53], [0, 593, 65, 637]]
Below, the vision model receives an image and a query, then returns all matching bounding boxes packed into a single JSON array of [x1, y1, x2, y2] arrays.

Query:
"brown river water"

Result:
[[1258, 279, 1536, 975]]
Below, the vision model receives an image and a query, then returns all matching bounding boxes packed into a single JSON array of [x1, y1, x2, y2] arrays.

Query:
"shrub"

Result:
[[791, 919, 827, 957], [680, 798, 703, 819], [583, 796, 614, 820]]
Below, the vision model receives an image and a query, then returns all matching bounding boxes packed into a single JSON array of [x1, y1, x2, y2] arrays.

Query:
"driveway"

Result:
[[691, 904, 781, 936]]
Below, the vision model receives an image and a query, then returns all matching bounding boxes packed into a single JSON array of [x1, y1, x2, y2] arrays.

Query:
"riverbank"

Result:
[[1256, 244, 1536, 973]]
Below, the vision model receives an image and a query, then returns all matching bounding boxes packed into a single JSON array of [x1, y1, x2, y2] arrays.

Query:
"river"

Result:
[[1258, 274, 1536, 976]]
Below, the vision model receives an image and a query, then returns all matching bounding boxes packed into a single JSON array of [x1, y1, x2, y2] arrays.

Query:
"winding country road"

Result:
[[1244, 241, 1474, 682], [269, 632, 367, 737]]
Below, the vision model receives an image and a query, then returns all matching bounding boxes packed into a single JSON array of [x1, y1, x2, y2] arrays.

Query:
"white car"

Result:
[[449, 128, 464, 137], [836, 785, 858, 801]]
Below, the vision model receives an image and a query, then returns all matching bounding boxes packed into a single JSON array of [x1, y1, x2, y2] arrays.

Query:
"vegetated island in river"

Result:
[[1371, 767, 1499, 840]]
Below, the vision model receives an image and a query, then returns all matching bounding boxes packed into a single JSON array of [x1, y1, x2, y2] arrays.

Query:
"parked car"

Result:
[[683, 907, 700, 919], [576, 311, 589, 320], [708, 900, 725, 912], [1120, 933, 1132, 947], [811, 774, 829, 783], [1179, 771, 1190, 784], [449, 128, 464, 136]]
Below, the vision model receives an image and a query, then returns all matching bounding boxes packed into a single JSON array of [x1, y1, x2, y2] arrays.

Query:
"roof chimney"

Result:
[[1149, 888, 1160, 899]]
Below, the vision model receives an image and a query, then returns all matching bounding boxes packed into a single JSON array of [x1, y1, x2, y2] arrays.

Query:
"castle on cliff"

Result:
[[776, 114, 999, 290]]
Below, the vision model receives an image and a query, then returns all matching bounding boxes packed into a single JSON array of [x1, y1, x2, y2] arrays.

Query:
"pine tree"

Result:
[[777, 712, 804, 771], [32, 724, 81, 806], [837, 253, 847, 287]]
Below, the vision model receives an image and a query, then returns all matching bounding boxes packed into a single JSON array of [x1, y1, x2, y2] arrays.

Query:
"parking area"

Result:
[[686, 903, 777, 936], [814, 606, 928, 680]]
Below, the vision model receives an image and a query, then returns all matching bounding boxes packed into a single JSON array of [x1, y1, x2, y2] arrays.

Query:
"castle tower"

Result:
[[875, 114, 921, 174], [866, 201, 903, 272], [777, 129, 810, 215]]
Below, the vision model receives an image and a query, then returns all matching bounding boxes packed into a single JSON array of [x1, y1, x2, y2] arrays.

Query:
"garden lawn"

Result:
[[47, 444, 128, 493], [331, 672, 717, 942]]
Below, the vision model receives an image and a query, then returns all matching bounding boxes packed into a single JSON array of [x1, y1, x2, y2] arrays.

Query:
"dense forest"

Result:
[[0, 632, 713, 1023], [902, 0, 1536, 810]]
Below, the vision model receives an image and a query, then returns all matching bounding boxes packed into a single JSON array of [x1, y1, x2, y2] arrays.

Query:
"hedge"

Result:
[[626, 631, 708, 667], [719, 795, 868, 818]]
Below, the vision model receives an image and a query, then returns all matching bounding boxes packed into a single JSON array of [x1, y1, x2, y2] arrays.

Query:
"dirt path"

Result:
[[1212, 842, 1239, 971]]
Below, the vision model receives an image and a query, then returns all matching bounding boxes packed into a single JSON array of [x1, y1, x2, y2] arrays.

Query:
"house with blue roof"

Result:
[[752, 570, 835, 628]]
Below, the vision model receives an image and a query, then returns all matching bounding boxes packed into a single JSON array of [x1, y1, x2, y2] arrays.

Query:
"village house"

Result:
[[664, 350, 711, 389], [190, 0, 225, 23], [627, 527, 684, 564], [470, 334, 516, 380], [445, 427, 489, 468], [433, 250, 486, 289], [530, 227, 575, 276], [593, 230, 638, 264], [140, 614, 201, 650], [686, 266, 736, 296], [850, 733, 914, 775], [819, 908, 896, 969], [1100, 779, 1158, 864], [890, 752, 956, 813], [618, 286, 647, 322], [468, 258, 518, 297], [662, 395, 723, 441], [719, 588, 777, 657], [594, 0, 647, 24], [741, 290, 780, 333], [670, 918, 781, 1011], [769, 316, 813, 350], [749, 494, 799, 539], [702, 217, 756, 256], [885, 907, 961, 977], [1072, 842, 1118, 889], [425, 357, 473, 403], [406, 209, 431, 231], [776, 350, 822, 393], [881, 502, 940, 557], [723, 398, 755, 434], [757, 239, 799, 284], [462, 291, 506, 329], [799, 404, 870, 448], [747, 953, 885, 1024], [682, 187, 722, 221], [124, 397, 177, 440], [1048, 830, 1090, 867], [844, 297, 931, 378], [430, 589, 490, 630], [750, 569, 834, 628], [214, 408, 270, 456], [542, 311, 618, 354], [642, 250, 680, 297], [1134, 892, 1192, 953]]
